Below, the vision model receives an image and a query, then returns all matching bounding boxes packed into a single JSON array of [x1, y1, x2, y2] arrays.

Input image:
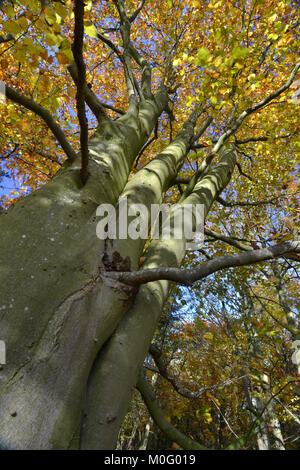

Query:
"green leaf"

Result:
[[84, 23, 97, 38], [5, 20, 22, 34], [196, 47, 211, 65], [232, 46, 249, 59]]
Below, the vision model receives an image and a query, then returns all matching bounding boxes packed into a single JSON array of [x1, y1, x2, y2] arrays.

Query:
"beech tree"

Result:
[[0, 0, 299, 449]]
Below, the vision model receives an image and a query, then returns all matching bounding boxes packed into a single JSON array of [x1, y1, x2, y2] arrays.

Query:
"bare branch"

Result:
[[236, 161, 252, 180], [149, 344, 245, 400], [102, 241, 300, 286], [204, 228, 252, 252], [216, 194, 285, 207], [100, 102, 125, 115], [97, 32, 123, 60]]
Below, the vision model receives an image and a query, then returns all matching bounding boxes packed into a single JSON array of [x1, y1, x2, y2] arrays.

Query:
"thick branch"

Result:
[[134, 121, 158, 167], [170, 116, 213, 194], [102, 241, 300, 286], [5, 85, 77, 162], [97, 32, 123, 60], [194, 133, 291, 149], [128, 42, 153, 99], [112, 0, 139, 99], [136, 375, 208, 450], [173, 183, 285, 210]]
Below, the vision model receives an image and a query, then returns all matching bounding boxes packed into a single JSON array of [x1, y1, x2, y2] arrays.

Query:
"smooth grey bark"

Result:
[[272, 261, 300, 341], [0, 91, 168, 449], [245, 314, 285, 450], [103, 241, 300, 286], [80, 147, 236, 449], [252, 396, 271, 450], [138, 415, 152, 450], [244, 316, 271, 450]]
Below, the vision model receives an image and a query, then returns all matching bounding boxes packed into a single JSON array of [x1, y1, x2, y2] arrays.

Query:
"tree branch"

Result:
[[67, 62, 108, 121], [129, 0, 146, 23], [136, 374, 209, 450], [134, 121, 158, 167], [0, 33, 14, 44], [209, 60, 300, 157], [204, 228, 251, 251], [216, 194, 284, 207], [5, 84, 77, 162], [100, 102, 125, 115], [149, 344, 243, 400], [72, 0, 89, 183], [194, 133, 291, 149], [102, 241, 300, 286]]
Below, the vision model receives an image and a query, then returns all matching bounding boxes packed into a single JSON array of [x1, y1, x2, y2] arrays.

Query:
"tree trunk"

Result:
[[80, 147, 236, 449], [0, 92, 236, 448], [0, 95, 166, 449]]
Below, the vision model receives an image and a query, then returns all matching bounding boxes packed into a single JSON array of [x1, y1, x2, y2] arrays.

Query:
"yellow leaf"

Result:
[[268, 13, 277, 24], [45, 33, 60, 47], [5, 20, 22, 35], [40, 75, 51, 90], [18, 17, 28, 30], [57, 52, 71, 65], [55, 3, 68, 20], [203, 332, 214, 341], [14, 49, 27, 63], [280, 233, 294, 241], [3, 4, 15, 18], [44, 8, 57, 26], [84, 23, 97, 38]]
